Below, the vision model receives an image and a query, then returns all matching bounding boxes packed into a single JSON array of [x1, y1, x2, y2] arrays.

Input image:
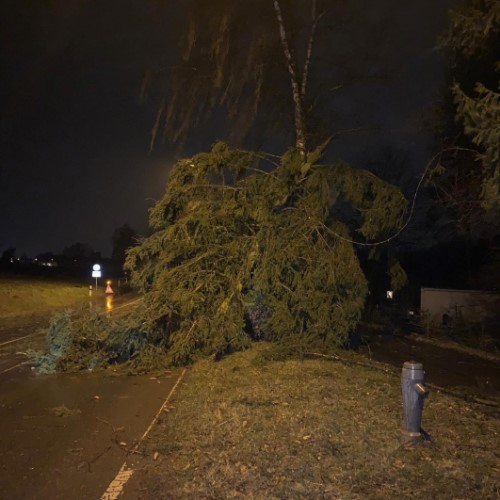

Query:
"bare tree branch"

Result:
[[150, 96, 166, 152], [301, 1, 326, 99]]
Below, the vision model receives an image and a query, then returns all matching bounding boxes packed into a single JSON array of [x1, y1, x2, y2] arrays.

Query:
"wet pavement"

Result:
[[364, 331, 500, 401], [0, 293, 185, 499], [0, 366, 183, 499]]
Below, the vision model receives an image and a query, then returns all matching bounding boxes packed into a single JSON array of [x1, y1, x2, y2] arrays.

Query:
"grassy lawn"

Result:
[[131, 345, 499, 499], [0, 274, 90, 320]]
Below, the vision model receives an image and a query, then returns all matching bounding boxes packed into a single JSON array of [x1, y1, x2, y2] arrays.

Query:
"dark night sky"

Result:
[[0, 0, 457, 257]]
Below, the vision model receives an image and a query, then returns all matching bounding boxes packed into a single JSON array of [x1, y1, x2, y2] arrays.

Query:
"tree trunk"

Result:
[[272, 0, 307, 157]]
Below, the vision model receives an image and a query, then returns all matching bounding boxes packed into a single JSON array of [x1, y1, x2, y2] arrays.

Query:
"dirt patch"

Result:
[[128, 345, 499, 499]]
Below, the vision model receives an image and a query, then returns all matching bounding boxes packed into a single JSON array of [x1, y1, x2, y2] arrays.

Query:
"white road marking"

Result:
[[0, 361, 27, 375], [101, 465, 135, 500], [100, 368, 187, 499], [0, 334, 38, 347]]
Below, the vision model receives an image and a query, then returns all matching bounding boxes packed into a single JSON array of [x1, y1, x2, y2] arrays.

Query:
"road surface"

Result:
[[0, 365, 184, 499], [365, 331, 500, 401], [0, 295, 186, 499]]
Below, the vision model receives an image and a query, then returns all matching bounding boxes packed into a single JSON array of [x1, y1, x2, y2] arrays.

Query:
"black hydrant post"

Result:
[[401, 361, 429, 444]]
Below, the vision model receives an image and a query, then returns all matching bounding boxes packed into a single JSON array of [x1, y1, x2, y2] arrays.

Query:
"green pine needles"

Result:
[[453, 82, 500, 213], [126, 143, 406, 365], [444, 0, 500, 214]]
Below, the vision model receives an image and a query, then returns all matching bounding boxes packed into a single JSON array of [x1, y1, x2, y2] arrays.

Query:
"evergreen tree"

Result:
[[427, 0, 499, 286], [127, 1, 409, 364], [435, 0, 500, 219], [126, 143, 406, 364], [111, 224, 138, 267]]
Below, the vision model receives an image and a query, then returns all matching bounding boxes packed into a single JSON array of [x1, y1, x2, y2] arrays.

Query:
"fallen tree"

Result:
[[125, 142, 406, 365]]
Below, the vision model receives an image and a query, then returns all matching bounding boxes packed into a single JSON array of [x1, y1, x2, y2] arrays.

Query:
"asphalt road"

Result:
[[365, 332, 500, 401], [0, 294, 186, 499], [0, 363, 184, 499]]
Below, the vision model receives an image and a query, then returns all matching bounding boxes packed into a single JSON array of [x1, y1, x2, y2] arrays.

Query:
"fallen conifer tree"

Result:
[[125, 142, 407, 365]]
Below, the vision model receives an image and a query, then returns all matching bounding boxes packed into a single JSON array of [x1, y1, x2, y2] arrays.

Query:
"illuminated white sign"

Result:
[[92, 263, 102, 278]]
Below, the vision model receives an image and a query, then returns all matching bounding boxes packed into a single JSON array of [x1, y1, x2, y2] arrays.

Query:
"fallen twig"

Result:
[[305, 352, 341, 361]]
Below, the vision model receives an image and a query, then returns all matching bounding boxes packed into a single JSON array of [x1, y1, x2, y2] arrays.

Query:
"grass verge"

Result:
[[130, 344, 499, 499], [0, 275, 89, 320]]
